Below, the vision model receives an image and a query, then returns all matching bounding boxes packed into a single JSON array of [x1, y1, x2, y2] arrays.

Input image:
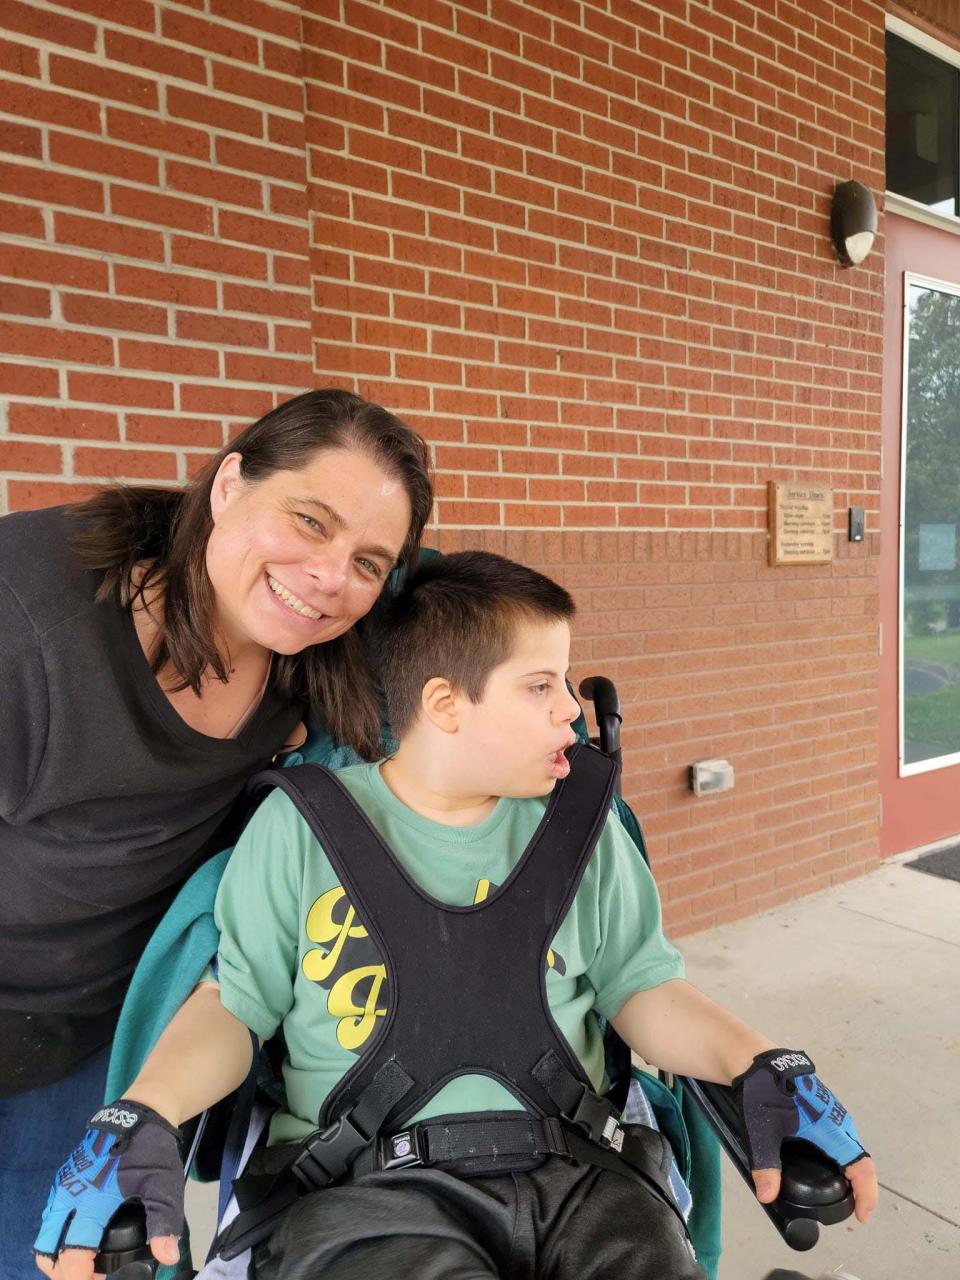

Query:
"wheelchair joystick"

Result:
[[94, 1202, 157, 1280]]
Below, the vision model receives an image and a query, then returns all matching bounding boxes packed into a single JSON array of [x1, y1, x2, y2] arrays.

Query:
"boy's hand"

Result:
[[733, 1049, 878, 1224], [33, 1099, 183, 1278]]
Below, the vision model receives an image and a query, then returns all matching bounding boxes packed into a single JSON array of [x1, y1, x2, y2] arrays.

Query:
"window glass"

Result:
[[886, 31, 958, 216], [902, 281, 960, 767]]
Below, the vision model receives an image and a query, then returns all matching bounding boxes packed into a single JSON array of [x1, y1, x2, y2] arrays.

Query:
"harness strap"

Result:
[[216, 1058, 414, 1261], [532, 1049, 624, 1149], [346, 1110, 570, 1179], [290, 1056, 415, 1190], [358, 1111, 687, 1236]]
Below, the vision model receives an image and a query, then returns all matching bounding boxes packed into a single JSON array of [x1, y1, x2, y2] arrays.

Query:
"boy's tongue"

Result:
[[548, 749, 571, 779]]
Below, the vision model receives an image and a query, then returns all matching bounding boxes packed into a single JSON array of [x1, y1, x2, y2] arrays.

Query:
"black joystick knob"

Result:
[[93, 1202, 157, 1279]]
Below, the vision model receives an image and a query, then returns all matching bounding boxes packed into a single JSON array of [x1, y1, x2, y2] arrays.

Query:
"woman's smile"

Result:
[[266, 573, 330, 622]]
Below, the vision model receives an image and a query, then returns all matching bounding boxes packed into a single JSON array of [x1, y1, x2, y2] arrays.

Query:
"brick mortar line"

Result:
[[0, 496, 766, 535], [2, 294, 312, 324], [19, 10, 308, 66], [308, 282, 884, 337], [0, 241, 313, 283], [0, 408, 884, 462], [307, 214, 884, 298], [31, 0, 304, 39], [302, 85, 883, 184], [307, 302, 883, 363], [304, 45, 883, 123], [0, 108, 310, 173], [1, 156, 309, 218], [317, 8, 880, 96], [0, 271, 312, 305], [307, 362, 883, 399], [0, 138, 308, 195], [337, 244, 883, 308], [0, 175, 313, 232], [0, 440, 857, 487], [0, 377, 311, 400]]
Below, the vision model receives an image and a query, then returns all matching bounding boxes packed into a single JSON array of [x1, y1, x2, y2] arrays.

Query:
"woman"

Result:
[[0, 388, 432, 1277]]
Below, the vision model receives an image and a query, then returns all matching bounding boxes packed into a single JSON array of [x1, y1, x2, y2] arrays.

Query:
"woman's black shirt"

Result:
[[0, 507, 304, 1095]]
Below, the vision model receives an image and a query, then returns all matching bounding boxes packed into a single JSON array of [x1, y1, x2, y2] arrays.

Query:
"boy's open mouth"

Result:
[[547, 748, 571, 779]]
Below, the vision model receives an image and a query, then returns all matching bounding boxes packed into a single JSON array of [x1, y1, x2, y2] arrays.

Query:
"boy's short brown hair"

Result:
[[375, 551, 575, 737]]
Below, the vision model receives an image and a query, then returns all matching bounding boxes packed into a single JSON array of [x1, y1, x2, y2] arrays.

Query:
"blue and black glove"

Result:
[[34, 1099, 183, 1261], [733, 1048, 868, 1172]]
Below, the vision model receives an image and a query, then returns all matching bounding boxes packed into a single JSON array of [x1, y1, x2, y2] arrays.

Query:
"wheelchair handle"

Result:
[[95, 1202, 157, 1279], [578, 676, 622, 781]]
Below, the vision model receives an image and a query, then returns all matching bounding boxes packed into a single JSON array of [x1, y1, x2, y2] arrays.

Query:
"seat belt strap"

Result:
[[561, 1123, 689, 1234], [291, 1056, 415, 1190], [216, 1058, 415, 1261]]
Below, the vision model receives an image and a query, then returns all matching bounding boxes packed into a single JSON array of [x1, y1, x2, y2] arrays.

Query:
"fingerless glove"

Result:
[[34, 1099, 183, 1260], [733, 1048, 868, 1172]]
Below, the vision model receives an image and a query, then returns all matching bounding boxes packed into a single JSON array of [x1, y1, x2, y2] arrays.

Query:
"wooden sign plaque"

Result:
[[768, 481, 833, 566]]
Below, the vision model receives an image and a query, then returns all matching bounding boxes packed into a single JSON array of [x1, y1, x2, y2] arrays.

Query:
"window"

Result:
[[901, 277, 960, 771], [886, 30, 959, 217]]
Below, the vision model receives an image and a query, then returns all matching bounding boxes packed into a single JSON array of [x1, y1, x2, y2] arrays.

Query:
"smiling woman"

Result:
[[0, 389, 432, 1280]]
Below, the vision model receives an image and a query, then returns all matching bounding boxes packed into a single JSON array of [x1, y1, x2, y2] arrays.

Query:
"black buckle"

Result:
[[378, 1126, 423, 1171], [292, 1113, 368, 1189], [541, 1115, 571, 1158], [569, 1089, 624, 1151]]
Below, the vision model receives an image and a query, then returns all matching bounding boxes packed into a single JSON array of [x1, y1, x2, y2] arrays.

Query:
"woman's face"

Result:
[[206, 446, 413, 657]]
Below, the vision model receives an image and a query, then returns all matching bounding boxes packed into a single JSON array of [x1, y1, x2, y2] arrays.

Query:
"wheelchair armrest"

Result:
[[678, 1075, 855, 1252]]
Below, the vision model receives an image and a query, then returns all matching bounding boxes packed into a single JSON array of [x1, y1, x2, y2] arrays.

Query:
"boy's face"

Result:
[[453, 617, 581, 798]]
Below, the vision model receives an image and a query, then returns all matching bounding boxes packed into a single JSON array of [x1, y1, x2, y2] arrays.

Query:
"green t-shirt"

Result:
[[214, 762, 684, 1145]]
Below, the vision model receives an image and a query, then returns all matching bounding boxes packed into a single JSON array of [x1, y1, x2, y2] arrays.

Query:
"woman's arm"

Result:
[[610, 977, 776, 1082], [123, 980, 255, 1125]]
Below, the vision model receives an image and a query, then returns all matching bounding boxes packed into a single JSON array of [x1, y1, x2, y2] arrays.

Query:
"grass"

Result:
[[905, 681, 960, 751], [904, 630, 960, 667]]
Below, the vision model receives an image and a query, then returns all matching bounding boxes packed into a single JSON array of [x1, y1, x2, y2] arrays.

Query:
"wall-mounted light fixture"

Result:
[[830, 180, 878, 267]]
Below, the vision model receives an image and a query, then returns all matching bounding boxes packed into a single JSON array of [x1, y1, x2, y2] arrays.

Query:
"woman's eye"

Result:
[[356, 557, 382, 579], [298, 513, 323, 533]]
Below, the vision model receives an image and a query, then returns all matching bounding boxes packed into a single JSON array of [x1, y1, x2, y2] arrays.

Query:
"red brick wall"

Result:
[[0, 0, 314, 510], [0, 0, 887, 932]]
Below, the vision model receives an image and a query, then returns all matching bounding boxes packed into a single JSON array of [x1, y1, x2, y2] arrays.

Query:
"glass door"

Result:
[[881, 214, 960, 852]]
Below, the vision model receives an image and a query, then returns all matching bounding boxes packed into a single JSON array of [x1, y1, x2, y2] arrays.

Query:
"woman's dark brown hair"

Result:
[[71, 389, 433, 759]]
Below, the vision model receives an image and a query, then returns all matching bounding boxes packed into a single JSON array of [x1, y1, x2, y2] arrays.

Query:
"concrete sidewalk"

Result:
[[680, 852, 960, 1280]]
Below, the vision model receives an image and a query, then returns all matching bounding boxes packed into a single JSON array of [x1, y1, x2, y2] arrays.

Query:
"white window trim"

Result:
[[886, 14, 960, 69], [885, 192, 960, 236], [885, 16, 960, 227]]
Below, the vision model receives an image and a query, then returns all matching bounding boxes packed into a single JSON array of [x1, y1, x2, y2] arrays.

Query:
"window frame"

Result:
[[886, 16, 960, 236]]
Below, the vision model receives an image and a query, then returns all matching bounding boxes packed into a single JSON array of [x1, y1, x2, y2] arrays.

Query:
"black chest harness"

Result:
[[218, 744, 687, 1260]]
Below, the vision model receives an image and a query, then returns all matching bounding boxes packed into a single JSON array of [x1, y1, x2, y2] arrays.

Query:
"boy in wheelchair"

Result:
[[35, 552, 878, 1280]]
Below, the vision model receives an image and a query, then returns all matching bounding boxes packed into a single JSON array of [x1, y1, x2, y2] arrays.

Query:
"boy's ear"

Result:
[[420, 676, 460, 733]]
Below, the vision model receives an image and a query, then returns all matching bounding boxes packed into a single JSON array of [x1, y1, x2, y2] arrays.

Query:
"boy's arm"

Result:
[[610, 976, 775, 1082], [123, 980, 255, 1126], [611, 977, 878, 1223], [34, 982, 254, 1280]]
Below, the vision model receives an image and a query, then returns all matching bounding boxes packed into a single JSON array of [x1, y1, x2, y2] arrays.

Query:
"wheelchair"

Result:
[[93, 676, 856, 1280]]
